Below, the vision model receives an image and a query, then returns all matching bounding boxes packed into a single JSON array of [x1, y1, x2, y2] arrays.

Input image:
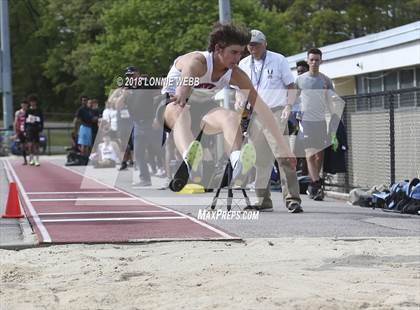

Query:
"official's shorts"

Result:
[[298, 120, 328, 151]]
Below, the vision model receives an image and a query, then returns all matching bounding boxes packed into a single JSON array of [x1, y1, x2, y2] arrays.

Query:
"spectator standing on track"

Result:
[[295, 48, 338, 201], [26, 95, 44, 166], [290, 60, 309, 134], [117, 101, 133, 171], [292, 60, 310, 175], [110, 66, 160, 187], [14, 99, 30, 165], [238, 29, 302, 213], [72, 95, 88, 149], [75, 96, 94, 157]]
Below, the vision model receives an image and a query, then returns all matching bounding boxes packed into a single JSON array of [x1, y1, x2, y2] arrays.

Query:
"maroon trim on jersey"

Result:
[[195, 83, 216, 90], [16, 110, 26, 134]]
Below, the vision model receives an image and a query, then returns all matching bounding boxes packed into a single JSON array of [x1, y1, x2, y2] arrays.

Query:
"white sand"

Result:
[[1, 237, 419, 310]]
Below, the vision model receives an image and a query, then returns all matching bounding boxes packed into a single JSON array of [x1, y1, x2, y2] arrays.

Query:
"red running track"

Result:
[[5, 159, 237, 244]]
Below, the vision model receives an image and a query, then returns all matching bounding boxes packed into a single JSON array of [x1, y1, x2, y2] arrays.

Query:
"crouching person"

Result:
[[90, 135, 121, 168]]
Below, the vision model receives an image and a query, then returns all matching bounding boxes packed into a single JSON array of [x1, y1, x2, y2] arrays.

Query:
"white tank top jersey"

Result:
[[161, 51, 232, 95], [100, 143, 118, 162]]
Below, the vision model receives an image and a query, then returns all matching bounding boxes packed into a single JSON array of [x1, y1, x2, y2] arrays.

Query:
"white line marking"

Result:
[[4, 160, 52, 243], [42, 216, 186, 223], [56, 162, 237, 239], [2, 159, 13, 181], [38, 211, 171, 216], [27, 191, 119, 195], [30, 197, 136, 202], [128, 237, 240, 242]]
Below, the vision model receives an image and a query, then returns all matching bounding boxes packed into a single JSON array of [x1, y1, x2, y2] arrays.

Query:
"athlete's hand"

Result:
[[280, 105, 292, 120], [152, 118, 160, 130], [170, 94, 188, 108], [108, 88, 125, 107]]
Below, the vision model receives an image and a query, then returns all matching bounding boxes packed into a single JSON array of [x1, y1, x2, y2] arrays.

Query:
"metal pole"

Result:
[[47, 128, 51, 156], [218, 0, 231, 110], [1, 0, 13, 130], [389, 92, 395, 185], [219, 0, 231, 24], [218, 0, 231, 160]]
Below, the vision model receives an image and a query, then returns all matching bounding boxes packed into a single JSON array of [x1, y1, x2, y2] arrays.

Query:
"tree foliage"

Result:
[[9, 0, 420, 114]]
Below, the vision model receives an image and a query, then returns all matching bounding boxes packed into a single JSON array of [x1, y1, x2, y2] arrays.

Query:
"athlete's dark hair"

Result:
[[296, 60, 309, 70], [207, 23, 251, 52], [307, 48, 322, 58], [27, 94, 38, 103]]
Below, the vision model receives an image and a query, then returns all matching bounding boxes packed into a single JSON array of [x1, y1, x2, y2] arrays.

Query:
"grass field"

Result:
[[44, 127, 73, 154]]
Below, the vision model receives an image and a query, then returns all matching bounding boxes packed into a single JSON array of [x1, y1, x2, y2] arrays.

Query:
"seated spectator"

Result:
[[101, 100, 118, 141], [90, 135, 121, 168]]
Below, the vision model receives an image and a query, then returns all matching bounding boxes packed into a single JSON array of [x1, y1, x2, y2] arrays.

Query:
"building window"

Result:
[[400, 69, 414, 107], [384, 71, 398, 109], [368, 73, 383, 108], [356, 75, 367, 94], [384, 71, 398, 91], [400, 69, 414, 88], [355, 67, 419, 110]]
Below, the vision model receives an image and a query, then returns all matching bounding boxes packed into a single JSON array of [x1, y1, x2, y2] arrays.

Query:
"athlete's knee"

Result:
[[164, 103, 188, 128], [225, 111, 241, 128]]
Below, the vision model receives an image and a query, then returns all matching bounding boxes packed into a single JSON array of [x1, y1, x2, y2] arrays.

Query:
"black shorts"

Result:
[[156, 91, 219, 134], [299, 120, 328, 150], [26, 127, 41, 143], [127, 131, 134, 151], [17, 133, 26, 144]]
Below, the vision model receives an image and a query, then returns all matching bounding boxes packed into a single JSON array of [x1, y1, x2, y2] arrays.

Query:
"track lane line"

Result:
[[42, 216, 187, 223], [27, 191, 120, 195], [4, 159, 52, 243], [55, 161, 237, 240], [38, 210, 171, 215], [30, 198, 136, 202]]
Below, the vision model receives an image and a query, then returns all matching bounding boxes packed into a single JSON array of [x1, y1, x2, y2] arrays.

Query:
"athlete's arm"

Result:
[[13, 111, 19, 133], [108, 88, 125, 110], [281, 83, 297, 120], [172, 53, 206, 107], [230, 67, 296, 164]]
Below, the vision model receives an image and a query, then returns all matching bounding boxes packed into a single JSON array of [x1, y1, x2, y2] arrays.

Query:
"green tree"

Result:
[[268, 0, 420, 52], [9, 0, 54, 111], [37, 0, 113, 108], [10, 0, 419, 115], [90, 0, 291, 92]]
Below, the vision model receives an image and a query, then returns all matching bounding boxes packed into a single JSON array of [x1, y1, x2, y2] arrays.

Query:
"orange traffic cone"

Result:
[[2, 182, 23, 218]]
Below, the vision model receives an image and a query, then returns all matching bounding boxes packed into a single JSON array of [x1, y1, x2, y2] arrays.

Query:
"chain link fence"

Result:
[[335, 87, 420, 191], [0, 126, 73, 156]]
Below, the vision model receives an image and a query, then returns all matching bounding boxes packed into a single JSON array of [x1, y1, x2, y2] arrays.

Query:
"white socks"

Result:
[[229, 150, 240, 168]]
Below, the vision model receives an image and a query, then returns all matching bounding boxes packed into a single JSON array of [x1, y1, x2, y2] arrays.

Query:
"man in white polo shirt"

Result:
[[239, 29, 303, 213]]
